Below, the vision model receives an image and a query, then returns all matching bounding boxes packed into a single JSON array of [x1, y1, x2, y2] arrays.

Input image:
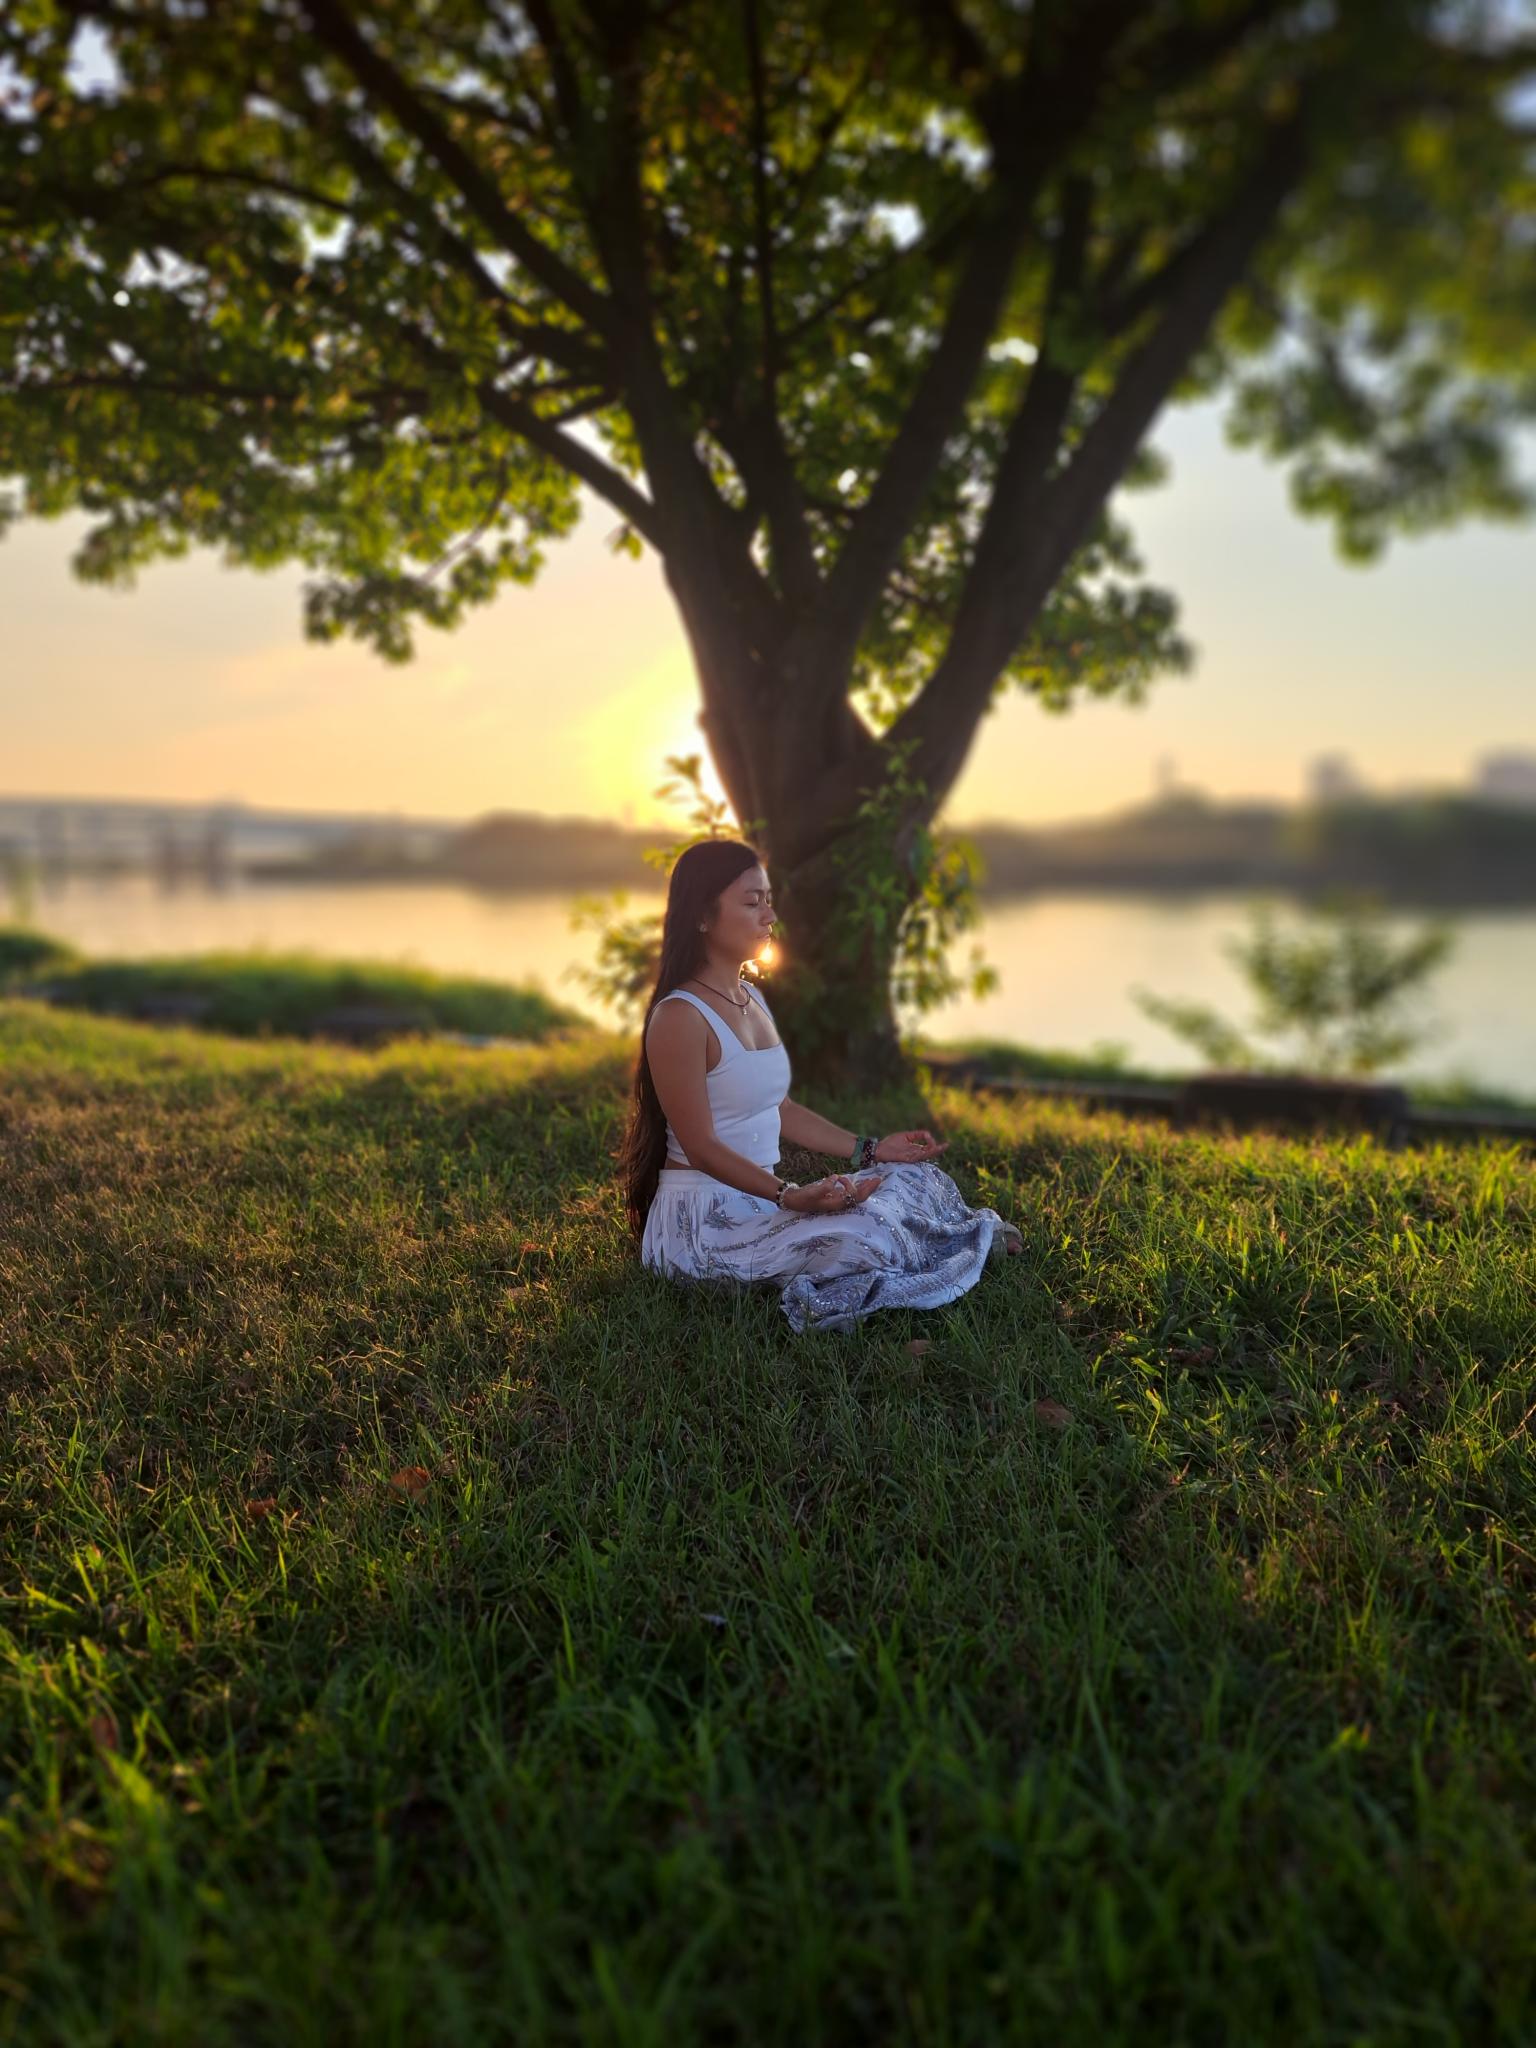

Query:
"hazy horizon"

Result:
[[0, 764, 1523, 838]]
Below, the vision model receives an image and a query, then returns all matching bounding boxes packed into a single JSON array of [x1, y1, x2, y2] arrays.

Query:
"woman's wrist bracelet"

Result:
[[773, 1179, 800, 1208]]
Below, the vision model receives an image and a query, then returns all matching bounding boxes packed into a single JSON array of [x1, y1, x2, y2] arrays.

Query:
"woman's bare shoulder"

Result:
[[646, 995, 716, 1084], [646, 995, 707, 1048]]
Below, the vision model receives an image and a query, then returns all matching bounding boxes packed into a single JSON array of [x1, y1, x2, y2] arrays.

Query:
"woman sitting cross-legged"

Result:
[[619, 838, 1023, 1335]]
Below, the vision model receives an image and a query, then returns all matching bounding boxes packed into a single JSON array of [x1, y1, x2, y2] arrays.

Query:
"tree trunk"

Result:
[[764, 838, 915, 1093], [726, 723, 932, 1093], [679, 600, 932, 1092]]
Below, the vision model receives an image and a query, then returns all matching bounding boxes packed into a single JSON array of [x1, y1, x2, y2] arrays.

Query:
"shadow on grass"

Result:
[[2, 1007, 1534, 2041]]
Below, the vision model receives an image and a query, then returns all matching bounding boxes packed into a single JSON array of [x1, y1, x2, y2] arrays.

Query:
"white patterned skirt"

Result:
[[640, 1161, 1013, 1334]]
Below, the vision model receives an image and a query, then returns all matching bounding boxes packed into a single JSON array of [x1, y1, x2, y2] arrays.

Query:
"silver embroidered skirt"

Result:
[[640, 1161, 1012, 1334]]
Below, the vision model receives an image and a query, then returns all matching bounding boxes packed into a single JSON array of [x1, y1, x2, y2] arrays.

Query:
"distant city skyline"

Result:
[[2, 401, 1531, 830], [7, 738, 1534, 835]]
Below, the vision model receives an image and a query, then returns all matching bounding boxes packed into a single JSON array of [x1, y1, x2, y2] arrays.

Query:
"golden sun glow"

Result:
[[569, 655, 734, 828]]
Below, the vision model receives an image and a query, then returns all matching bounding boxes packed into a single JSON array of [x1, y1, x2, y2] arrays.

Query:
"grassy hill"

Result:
[[2, 998, 1533, 2043]]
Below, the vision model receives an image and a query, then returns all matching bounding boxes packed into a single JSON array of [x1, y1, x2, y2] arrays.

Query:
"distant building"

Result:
[[1150, 756, 1206, 809], [1307, 753, 1363, 804], [1473, 751, 1536, 808]]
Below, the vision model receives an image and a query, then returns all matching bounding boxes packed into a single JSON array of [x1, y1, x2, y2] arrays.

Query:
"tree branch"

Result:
[[876, 170, 1091, 754], [1120, 0, 1294, 100], [708, 406, 820, 608], [772, 49, 877, 239], [728, 0, 818, 607], [1098, 220, 1222, 341], [14, 370, 425, 411], [297, 0, 612, 334], [536, 9, 782, 651], [416, 78, 552, 147], [98, 160, 362, 217], [295, 95, 608, 388], [471, 383, 664, 551], [775, 188, 979, 356], [914, 0, 991, 84], [912, 0, 1018, 150], [889, 115, 1310, 804], [16, 353, 645, 541], [518, 0, 596, 163], [743, 0, 780, 395], [416, 449, 513, 582], [799, 1, 1162, 683], [806, 189, 1028, 666]]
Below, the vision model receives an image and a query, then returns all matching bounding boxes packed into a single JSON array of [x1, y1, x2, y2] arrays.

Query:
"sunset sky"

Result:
[[3, 398, 1530, 830], [4, 17, 1532, 835]]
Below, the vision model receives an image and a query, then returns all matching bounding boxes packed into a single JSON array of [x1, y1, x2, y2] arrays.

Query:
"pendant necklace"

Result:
[[689, 974, 751, 1010]]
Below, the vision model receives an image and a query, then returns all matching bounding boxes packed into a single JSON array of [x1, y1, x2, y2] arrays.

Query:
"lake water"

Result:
[[9, 872, 1535, 1097]]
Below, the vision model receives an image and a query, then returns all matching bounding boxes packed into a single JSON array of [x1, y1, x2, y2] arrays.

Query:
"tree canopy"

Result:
[[3, 0, 1533, 841]]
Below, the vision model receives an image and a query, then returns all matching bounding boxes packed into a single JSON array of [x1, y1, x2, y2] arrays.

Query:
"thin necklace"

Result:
[[688, 972, 751, 1010]]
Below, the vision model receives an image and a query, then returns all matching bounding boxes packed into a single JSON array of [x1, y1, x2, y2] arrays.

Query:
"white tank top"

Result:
[[651, 983, 792, 1169]]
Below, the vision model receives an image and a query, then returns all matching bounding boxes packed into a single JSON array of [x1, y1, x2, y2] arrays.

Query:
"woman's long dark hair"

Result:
[[618, 837, 767, 1243]]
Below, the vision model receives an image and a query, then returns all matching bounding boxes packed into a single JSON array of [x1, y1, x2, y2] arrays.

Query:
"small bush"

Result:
[[0, 924, 82, 986], [1134, 895, 1456, 1076]]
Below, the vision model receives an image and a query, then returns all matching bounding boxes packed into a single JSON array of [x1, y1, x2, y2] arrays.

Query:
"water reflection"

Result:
[[8, 872, 1535, 1096]]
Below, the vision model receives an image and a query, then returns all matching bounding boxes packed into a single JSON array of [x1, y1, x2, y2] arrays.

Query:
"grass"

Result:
[[0, 927, 588, 1043], [919, 1033, 1536, 1119], [7, 926, 1529, 1116], [913, 1033, 1164, 1085], [2, 994, 1534, 2045]]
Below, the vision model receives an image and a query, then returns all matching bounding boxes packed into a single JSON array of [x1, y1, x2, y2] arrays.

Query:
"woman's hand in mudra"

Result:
[[875, 1128, 948, 1163], [783, 1174, 883, 1215]]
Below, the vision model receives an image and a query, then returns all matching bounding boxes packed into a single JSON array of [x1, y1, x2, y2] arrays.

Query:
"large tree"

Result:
[[3, 1, 1532, 1079]]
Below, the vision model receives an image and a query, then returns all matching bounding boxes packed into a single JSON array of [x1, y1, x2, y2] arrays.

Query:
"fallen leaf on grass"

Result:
[[1033, 1399, 1074, 1429], [388, 1465, 432, 1498], [245, 1496, 278, 1520], [1168, 1345, 1217, 1367], [905, 1339, 934, 1358], [88, 1714, 119, 1754], [1132, 1463, 1191, 1524]]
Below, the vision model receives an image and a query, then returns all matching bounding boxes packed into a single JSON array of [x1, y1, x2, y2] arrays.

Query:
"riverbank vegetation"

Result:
[[90, 792, 1536, 907], [0, 930, 587, 1044], [2, 1000, 1533, 2042], [4, 927, 1528, 1120]]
